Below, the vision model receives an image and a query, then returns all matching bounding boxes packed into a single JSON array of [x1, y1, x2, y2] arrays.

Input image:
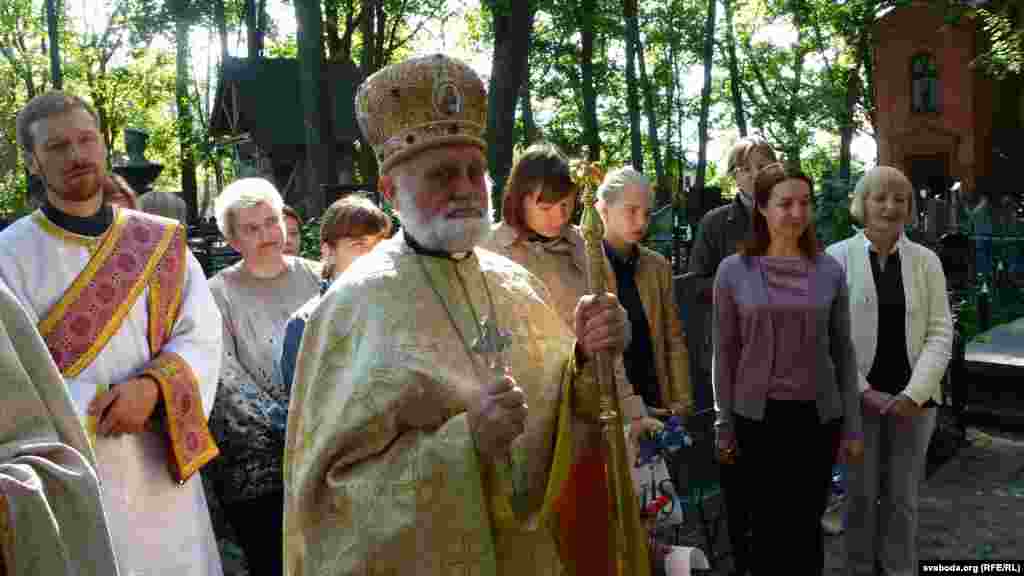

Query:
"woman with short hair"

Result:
[[274, 194, 392, 392], [713, 163, 863, 575], [317, 195, 394, 286], [827, 166, 952, 576], [483, 142, 586, 331]]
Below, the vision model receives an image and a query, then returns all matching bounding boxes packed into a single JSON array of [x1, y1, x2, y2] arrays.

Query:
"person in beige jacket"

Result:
[[596, 166, 693, 417], [484, 145, 655, 420], [483, 143, 588, 333]]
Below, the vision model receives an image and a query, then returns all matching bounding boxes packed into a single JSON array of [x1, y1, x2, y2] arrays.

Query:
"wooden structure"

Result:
[[209, 57, 361, 216]]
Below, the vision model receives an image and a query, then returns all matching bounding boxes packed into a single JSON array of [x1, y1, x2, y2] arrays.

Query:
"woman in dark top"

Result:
[[713, 163, 863, 575], [827, 166, 952, 576]]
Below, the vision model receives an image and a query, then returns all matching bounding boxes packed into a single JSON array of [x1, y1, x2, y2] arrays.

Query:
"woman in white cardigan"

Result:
[[826, 166, 952, 576]]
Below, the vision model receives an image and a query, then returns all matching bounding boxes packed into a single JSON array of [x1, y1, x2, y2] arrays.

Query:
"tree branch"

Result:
[[740, 35, 783, 110], [809, 7, 835, 79], [387, 11, 453, 60]]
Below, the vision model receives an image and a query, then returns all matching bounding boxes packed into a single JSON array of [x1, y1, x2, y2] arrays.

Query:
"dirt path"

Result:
[[821, 427, 1024, 574]]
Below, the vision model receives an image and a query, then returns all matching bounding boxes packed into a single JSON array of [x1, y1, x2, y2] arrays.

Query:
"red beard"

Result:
[[57, 169, 101, 202]]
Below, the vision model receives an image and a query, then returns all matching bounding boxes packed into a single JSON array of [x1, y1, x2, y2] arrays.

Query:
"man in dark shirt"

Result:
[[688, 137, 776, 576]]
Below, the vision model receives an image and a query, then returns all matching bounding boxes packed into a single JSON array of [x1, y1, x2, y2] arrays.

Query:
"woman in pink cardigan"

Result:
[[713, 163, 864, 575]]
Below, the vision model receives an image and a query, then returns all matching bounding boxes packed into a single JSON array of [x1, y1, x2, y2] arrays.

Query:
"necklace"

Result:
[[415, 250, 502, 382], [416, 249, 525, 505]]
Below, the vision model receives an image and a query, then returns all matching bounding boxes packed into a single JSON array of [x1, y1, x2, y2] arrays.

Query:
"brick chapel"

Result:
[[873, 2, 1023, 201]]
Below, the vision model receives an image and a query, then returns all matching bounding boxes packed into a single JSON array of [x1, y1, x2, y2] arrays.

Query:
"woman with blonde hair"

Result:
[[826, 166, 952, 576], [714, 163, 863, 575]]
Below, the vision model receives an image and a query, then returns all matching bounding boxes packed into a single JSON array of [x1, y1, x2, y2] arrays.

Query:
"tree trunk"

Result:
[[341, 5, 357, 63], [45, 0, 62, 89], [724, 0, 746, 137], [856, 3, 878, 145], [246, 0, 259, 58], [665, 40, 675, 170], [295, 0, 336, 216], [520, 44, 539, 145], [257, 0, 267, 54], [580, 0, 601, 162], [623, 0, 643, 172], [486, 0, 535, 218], [838, 69, 860, 187], [214, 158, 225, 201], [359, 0, 379, 190], [215, 0, 228, 63], [213, 0, 228, 205], [176, 14, 199, 223], [325, 0, 342, 60], [521, 79, 539, 145], [785, 0, 805, 172], [694, 0, 717, 194], [374, 2, 386, 72], [637, 27, 666, 206]]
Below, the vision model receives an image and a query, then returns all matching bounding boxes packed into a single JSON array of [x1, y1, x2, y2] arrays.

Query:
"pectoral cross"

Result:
[[471, 316, 526, 509], [471, 316, 512, 375]]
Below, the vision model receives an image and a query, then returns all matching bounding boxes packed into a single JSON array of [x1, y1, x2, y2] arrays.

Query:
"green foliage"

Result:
[[517, 0, 712, 173], [975, 7, 1024, 78], [0, 0, 211, 203], [958, 282, 1024, 343], [299, 216, 322, 261], [0, 168, 32, 221], [814, 171, 857, 248], [265, 34, 298, 58]]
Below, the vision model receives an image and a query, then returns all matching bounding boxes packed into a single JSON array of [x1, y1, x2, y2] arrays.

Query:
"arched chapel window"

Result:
[[911, 53, 940, 114]]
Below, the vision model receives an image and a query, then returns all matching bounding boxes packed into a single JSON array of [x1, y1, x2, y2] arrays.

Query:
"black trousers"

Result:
[[721, 456, 754, 575], [224, 490, 285, 576], [734, 400, 841, 576]]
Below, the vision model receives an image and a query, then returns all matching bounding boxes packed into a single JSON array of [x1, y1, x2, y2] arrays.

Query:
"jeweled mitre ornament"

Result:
[[355, 53, 488, 173]]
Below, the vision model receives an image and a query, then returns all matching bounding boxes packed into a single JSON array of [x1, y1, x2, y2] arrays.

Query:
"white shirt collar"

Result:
[[863, 230, 906, 256]]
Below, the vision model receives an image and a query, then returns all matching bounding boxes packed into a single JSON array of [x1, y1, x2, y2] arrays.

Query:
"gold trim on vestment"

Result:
[[147, 230, 187, 357], [31, 210, 103, 250], [0, 493, 11, 575], [37, 209, 128, 340], [141, 352, 219, 485], [148, 277, 162, 356], [40, 214, 177, 379]]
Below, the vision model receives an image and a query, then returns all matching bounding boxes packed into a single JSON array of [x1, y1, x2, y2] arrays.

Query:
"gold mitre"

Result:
[[355, 54, 488, 173]]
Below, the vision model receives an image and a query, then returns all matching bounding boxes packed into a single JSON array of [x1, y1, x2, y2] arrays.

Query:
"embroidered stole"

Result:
[[0, 494, 8, 576], [36, 209, 218, 484]]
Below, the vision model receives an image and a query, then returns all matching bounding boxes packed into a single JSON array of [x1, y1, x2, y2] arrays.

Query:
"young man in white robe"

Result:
[[0, 90, 224, 576]]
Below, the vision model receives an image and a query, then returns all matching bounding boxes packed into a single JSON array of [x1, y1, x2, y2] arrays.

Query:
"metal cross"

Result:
[[470, 316, 512, 375], [471, 316, 520, 498]]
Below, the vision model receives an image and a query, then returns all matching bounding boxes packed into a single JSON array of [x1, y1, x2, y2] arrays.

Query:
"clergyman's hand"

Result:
[[574, 293, 629, 360], [469, 371, 528, 460], [88, 377, 160, 437]]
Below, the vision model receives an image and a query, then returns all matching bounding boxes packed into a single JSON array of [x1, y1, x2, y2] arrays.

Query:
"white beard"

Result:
[[396, 185, 491, 254]]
